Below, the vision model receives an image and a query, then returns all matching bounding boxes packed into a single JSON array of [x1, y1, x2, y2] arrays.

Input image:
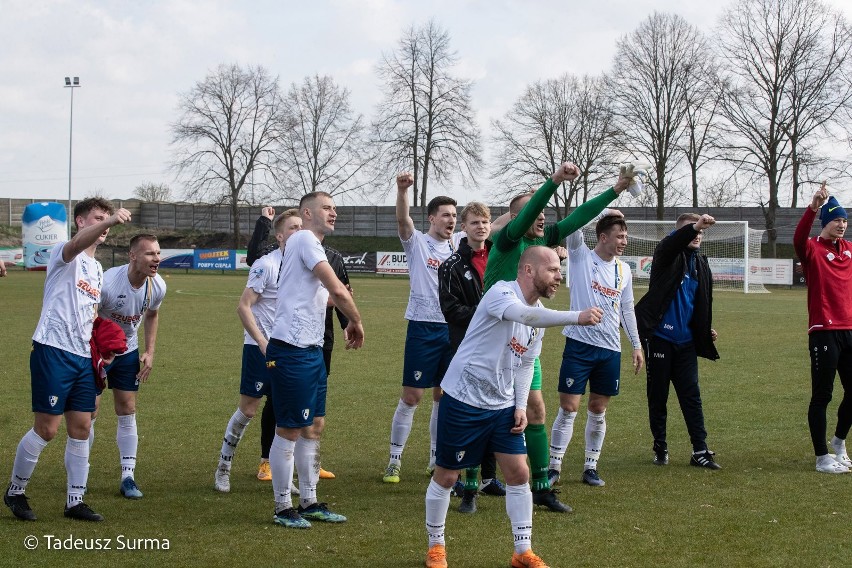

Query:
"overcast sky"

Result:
[[2, 0, 851, 207]]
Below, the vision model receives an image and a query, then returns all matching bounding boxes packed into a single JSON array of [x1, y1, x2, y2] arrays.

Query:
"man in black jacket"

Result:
[[438, 202, 505, 514], [635, 213, 721, 470], [247, 206, 350, 481]]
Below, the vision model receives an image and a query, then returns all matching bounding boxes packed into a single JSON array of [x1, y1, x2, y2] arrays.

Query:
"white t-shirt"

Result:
[[100, 264, 167, 352], [270, 230, 329, 348], [562, 230, 640, 352], [401, 229, 464, 322], [441, 280, 544, 411], [243, 248, 283, 346], [32, 241, 103, 357]]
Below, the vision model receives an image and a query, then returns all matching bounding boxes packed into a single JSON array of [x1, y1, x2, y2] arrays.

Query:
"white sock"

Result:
[[389, 399, 417, 465], [831, 436, 847, 455], [549, 408, 577, 471], [219, 408, 251, 465], [270, 434, 295, 512], [584, 410, 607, 470], [296, 436, 320, 509], [425, 478, 451, 547], [65, 437, 90, 508], [8, 429, 48, 494], [88, 417, 96, 451], [505, 483, 533, 554], [429, 401, 440, 467], [117, 413, 138, 480]]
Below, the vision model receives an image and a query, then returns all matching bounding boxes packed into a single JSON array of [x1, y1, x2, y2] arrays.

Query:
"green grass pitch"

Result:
[[0, 271, 850, 567]]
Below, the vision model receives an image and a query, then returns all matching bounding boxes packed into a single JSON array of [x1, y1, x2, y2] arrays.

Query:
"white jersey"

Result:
[[402, 229, 464, 322], [441, 280, 544, 411], [100, 265, 167, 353], [243, 248, 283, 346], [563, 230, 640, 352], [32, 241, 103, 357], [270, 230, 329, 348]]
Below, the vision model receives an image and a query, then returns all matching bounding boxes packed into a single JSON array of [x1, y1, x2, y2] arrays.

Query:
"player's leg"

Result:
[[258, 397, 275, 480], [63, 363, 102, 521], [525, 358, 550, 491], [808, 331, 849, 473], [316, 348, 335, 480], [5, 412, 57, 521], [830, 331, 852, 467], [478, 452, 505, 496], [669, 343, 719, 469], [215, 345, 267, 492], [425, 465, 457, 567], [89, 393, 101, 450], [104, 350, 146, 498], [645, 336, 673, 465], [549, 339, 592, 484]]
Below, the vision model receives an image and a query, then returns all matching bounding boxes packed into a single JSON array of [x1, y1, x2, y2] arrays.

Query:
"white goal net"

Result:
[[579, 220, 768, 293]]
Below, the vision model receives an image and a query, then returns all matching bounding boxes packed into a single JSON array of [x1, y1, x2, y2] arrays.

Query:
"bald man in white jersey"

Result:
[[424, 246, 602, 568], [92, 233, 167, 500], [5, 197, 131, 522], [548, 212, 644, 489]]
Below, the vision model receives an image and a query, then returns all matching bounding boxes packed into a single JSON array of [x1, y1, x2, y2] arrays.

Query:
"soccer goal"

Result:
[[580, 220, 768, 293]]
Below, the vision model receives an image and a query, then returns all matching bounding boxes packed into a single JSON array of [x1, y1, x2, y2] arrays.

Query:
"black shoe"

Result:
[[458, 490, 477, 513], [547, 468, 561, 487], [4, 490, 36, 521], [653, 447, 669, 466], [690, 450, 721, 470], [479, 478, 506, 496], [581, 468, 606, 487], [64, 502, 104, 522], [532, 488, 572, 513]]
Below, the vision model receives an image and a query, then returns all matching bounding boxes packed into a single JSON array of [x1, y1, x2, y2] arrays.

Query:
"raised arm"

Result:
[[246, 207, 274, 266], [795, 184, 828, 261], [395, 172, 416, 241], [63, 208, 131, 262]]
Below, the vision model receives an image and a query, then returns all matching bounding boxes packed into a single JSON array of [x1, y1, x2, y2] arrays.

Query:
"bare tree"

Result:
[[171, 63, 285, 248], [608, 12, 709, 219], [373, 20, 482, 206], [277, 75, 378, 203], [679, 59, 724, 208], [717, 0, 852, 256], [133, 182, 172, 202], [491, 74, 617, 216]]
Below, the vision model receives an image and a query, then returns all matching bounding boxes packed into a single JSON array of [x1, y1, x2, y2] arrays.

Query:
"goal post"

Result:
[[579, 220, 768, 293]]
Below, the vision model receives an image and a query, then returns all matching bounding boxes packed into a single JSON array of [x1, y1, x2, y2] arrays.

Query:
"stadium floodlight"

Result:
[[64, 76, 81, 239], [580, 220, 767, 293]]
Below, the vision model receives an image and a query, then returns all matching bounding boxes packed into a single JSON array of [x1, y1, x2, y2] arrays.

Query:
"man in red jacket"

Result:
[[794, 183, 852, 474]]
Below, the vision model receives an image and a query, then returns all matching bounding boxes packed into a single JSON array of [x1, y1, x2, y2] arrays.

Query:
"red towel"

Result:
[[90, 316, 128, 390]]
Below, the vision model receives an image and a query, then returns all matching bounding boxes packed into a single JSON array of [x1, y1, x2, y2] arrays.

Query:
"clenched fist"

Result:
[[397, 172, 414, 191]]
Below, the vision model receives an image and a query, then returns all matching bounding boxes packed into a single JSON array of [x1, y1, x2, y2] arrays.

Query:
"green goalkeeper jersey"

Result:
[[483, 178, 619, 291]]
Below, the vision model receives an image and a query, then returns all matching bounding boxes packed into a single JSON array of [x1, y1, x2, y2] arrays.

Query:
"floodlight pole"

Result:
[[65, 76, 80, 240]]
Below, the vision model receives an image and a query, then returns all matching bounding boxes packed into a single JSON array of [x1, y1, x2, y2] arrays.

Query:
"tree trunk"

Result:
[[231, 188, 241, 250], [691, 163, 699, 208], [790, 141, 799, 208], [656, 169, 665, 220]]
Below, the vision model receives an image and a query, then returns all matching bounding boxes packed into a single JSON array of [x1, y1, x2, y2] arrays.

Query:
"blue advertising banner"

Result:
[[194, 249, 236, 270]]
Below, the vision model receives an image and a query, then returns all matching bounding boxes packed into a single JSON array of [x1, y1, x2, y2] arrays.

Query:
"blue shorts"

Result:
[[102, 349, 141, 393], [402, 321, 452, 389], [30, 342, 97, 414], [558, 337, 622, 396], [435, 394, 527, 470], [240, 344, 271, 398], [267, 340, 327, 428]]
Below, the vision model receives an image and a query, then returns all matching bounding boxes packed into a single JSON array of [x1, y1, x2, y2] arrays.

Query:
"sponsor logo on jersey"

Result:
[[110, 312, 142, 326], [77, 279, 100, 301], [507, 337, 529, 358], [426, 257, 441, 271], [49, 395, 58, 407], [591, 280, 620, 300], [455, 451, 465, 462], [266, 361, 276, 368]]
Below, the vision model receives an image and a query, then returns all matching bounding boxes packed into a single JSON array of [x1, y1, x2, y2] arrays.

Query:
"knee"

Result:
[[501, 461, 529, 486], [34, 423, 59, 442], [433, 468, 458, 489], [588, 401, 608, 414], [400, 391, 422, 407], [311, 417, 326, 437]]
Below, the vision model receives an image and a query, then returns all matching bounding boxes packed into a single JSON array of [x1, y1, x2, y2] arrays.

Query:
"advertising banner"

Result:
[[340, 252, 376, 274], [376, 251, 409, 274], [0, 247, 24, 266], [22, 202, 68, 271], [748, 259, 793, 285], [159, 249, 194, 269], [194, 249, 236, 270]]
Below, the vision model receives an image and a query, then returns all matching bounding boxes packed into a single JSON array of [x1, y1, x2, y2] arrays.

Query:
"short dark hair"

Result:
[[73, 197, 114, 220], [129, 233, 158, 250], [299, 191, 333, 211], [596, 215, 627, 239], [427, 196, 456, 217]]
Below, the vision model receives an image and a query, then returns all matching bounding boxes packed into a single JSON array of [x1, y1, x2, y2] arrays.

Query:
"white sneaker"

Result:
[[816, 454, 850, 474], [830, 437, 852, 467], [214, 463, 231, 492]]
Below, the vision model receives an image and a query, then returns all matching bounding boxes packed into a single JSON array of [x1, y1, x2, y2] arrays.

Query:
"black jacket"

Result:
[[246, 216, 349, 350], [634, 224, 719, 361], [438, 237, 491, 348]]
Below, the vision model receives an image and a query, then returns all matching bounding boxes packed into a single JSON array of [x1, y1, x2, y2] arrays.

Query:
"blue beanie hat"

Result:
[[820, 196, 848, 227]]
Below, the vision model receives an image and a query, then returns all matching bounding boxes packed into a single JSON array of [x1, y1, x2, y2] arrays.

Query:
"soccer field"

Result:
[[0, 271, 849, 567]]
